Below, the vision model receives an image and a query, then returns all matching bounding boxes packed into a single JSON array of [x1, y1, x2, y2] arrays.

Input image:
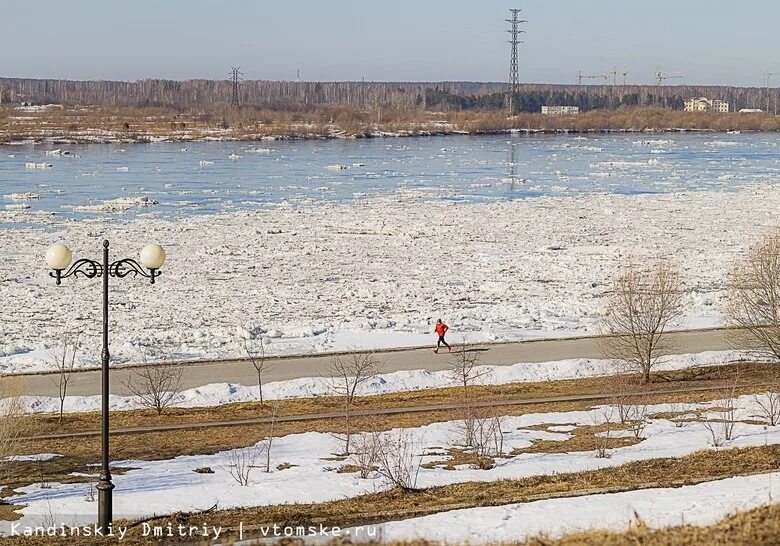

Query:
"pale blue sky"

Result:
[[1, 0, 776, 86]]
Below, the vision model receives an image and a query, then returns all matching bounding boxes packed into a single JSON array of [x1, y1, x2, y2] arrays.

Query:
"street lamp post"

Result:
[[45, 239, 166, 532]]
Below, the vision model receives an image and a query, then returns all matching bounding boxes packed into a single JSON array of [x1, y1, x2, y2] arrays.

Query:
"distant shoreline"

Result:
[[1, 105, 776, 145], [0, 127, 762, 146]]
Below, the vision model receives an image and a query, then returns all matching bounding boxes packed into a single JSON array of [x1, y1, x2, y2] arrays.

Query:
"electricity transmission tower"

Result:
[[765, 72, 778, 114], [230, 66, 243, 107], [506, 8, 526, 113]]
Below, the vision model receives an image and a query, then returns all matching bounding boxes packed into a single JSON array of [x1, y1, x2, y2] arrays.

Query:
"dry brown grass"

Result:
[[5, 360, 774, 495], [2, 444, 777, 545], [520, 502, 780, 546], [2, 105, 778, 144], [513, 421, 642, 455], [364, 503, 780, 545]]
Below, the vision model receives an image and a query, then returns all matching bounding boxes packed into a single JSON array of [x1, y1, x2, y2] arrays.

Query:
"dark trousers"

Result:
[[437, 335, 450, 349]]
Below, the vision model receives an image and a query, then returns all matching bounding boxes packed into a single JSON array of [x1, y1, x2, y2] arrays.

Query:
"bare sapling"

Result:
[[704, 371, 741, 447], [449, 338, 489, 447], [47, 332, 80, 423], [225, 444, 265, 486], [726, 229, 780, 360], [328, 352, 381, 455], [595, 407, 614, 459], [374, 429, 422, 491], [448, 337, 488, 402], [242, 336, 271, 406], [124, 357, 183, 416], [261, 402, 281, 473], [599, 259, 683, 383]]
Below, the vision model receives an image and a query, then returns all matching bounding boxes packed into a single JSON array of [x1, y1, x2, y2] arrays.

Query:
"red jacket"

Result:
[[435, 323, 448, 336]]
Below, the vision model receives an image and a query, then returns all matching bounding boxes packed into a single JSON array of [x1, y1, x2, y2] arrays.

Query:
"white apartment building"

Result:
[[684, 97, 730, 113], [541, 105, 580, 115]]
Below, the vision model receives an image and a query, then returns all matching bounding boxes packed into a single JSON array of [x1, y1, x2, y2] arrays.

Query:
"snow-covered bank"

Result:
[[381, 473, 780, 544], [0, 183, 773, 373], [3, 393, 779, 534], [21, 350, 747, 415]]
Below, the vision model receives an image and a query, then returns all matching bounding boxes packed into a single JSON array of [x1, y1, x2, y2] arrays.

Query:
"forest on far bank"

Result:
[[1, 77, 778, 115]]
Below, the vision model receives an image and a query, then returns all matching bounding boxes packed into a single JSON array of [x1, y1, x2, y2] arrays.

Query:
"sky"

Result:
[[1, 0, 777, 87]]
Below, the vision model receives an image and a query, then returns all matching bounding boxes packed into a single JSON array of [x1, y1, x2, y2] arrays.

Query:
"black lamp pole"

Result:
[[50, 239, 161, 532]]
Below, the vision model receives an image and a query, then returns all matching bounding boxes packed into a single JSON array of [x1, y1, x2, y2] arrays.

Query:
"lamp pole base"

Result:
[[97, 474, 114, 533]]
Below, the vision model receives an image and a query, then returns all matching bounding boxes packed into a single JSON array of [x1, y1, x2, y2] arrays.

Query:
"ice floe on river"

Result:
[[0, 183, 775, 372]]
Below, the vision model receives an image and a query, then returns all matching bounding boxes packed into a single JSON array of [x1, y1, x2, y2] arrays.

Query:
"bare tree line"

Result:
[[2, 76, 777, 112]]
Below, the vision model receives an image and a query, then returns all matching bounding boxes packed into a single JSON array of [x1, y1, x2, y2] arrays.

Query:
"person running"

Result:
[[433, 319, 451, 353]]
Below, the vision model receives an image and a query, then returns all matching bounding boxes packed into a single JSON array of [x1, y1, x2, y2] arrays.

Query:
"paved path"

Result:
[[4, 328, 736, 398]]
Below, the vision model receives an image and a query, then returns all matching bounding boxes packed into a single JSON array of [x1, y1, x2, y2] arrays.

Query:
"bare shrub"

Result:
[[599, 259, 683, 383], [449, 338, 490, 448], [703, 403, 736, 447], [452, 407, 506, 467], [351, 432, 381, 479], [727, 229, 780, 360], [124, 361, 183, 415], [328, 352, 382, 455], [595, 407, 614, 459], [704, 378, 740, 447], [47, 332, 80, 423], [84, 481, 96, 503], [374, 430, 422, 491], [753, 392, 780, 426], [225, 445, 265, 486], [626, 402, 649, 439], [470, 413, 505, 469], [242, 336, 271, 406], [668, 402, 690, 428], [611, 372, 640, 424], [0, 380, 29, 485]]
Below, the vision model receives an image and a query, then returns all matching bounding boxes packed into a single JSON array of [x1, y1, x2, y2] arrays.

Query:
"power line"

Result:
[[505, 8, 526, 113], [230, 66, 243, 107]]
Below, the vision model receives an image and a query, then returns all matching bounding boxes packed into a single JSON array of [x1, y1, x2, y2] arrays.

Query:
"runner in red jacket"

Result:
[[433, 319, 451, 353]]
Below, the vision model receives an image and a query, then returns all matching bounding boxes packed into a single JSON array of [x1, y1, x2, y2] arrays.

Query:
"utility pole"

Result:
[[765, 72, 777, 114], [505, 8, 526, 114], [230, 66, 243, 108]]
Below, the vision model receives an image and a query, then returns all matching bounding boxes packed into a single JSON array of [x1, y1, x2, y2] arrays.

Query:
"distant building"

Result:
[[684, 97, 729, 113], [541, 105, 580, 115], [739, 108, 763, 113]]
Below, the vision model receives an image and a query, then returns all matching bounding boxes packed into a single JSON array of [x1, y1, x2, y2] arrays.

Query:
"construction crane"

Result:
[[609, 68, 631, 86], [608, 68, 631, 86], [655, 70, 683, 85], [577, 71, 609, 85]]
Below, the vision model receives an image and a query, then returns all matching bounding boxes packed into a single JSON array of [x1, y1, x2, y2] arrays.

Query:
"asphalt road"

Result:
[[2, 327, 737, 398]]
